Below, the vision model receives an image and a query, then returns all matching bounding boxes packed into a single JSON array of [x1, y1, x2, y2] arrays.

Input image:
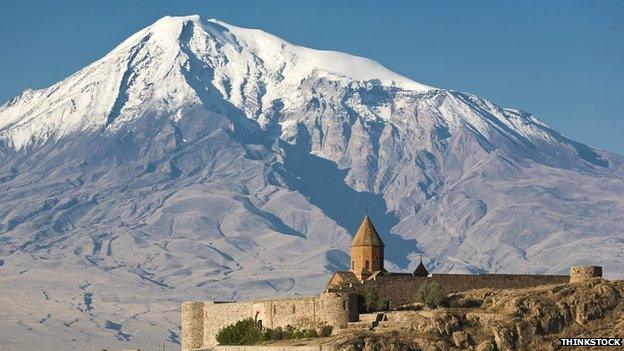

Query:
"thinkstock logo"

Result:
[[560, 338, 622, 347]]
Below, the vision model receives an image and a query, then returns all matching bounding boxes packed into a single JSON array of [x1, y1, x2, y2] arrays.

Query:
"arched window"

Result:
[[257, 319, 263, 330], [351, 260, 354, 269], [365, 260, 370, 270], [273, 305, 276, 315], [292, 305, 296, 314]]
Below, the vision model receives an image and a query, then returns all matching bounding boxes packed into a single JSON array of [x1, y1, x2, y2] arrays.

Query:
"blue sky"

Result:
[[1, 0, 622, 154]]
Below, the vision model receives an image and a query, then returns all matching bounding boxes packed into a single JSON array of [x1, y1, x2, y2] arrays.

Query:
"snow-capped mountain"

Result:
[[0, 15, 622, 350]]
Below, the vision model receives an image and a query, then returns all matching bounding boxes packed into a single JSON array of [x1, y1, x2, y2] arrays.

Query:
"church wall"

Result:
[[354, 273, 570, 307]]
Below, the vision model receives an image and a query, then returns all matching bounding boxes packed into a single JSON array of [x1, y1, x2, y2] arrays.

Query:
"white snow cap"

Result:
[[200, 16, 435, 92], [134, 15, 434, 92]]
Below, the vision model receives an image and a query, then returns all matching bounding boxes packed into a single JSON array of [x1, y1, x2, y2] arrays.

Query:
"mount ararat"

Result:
[[0, 15, 622, 350]]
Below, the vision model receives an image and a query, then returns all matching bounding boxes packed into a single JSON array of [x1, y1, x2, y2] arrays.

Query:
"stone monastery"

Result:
[[181, 215, 603, 350]]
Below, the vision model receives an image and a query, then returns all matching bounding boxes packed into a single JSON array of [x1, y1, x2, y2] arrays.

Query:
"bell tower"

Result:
[[350, 215, 385, 281]]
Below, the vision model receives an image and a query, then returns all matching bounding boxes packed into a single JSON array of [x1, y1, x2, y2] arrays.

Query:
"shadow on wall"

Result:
[[276, 139, 421, 269]]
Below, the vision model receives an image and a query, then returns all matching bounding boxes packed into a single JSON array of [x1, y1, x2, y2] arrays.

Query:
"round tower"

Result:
[[181, 301, 205, 351], [570, 266, 603, 283], [350, 215, 385, 281]]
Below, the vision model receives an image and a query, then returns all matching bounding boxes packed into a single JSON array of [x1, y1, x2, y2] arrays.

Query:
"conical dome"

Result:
[[351, 215, 384, 247], [413, 260, 429, 277]]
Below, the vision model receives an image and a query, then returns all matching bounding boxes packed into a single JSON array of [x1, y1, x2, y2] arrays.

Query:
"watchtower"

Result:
[[570, 265, 602, 283]]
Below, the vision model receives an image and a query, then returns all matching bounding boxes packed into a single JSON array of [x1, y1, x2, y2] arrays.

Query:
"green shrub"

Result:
[[319, 324, 333, 337], [376, 297, 390, 311], [290, 330, 304, 339], [260, 328, 274, 341], [416, 281, 448, 308], [363, 285, 380, 312], [272, 326, 284, 340], [216, 318, 261, 345], [362, 284, 391, 312], [303, 329, 319, 338], [217, 319, 328, 345], [283, 324, 295, 339]]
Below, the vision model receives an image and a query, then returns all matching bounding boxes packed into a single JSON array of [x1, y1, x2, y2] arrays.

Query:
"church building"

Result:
[[327, 215, 429, 288]]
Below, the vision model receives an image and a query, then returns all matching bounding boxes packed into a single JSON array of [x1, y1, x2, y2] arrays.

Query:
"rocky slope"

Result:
[[275, 279, 624, 350], [0, 15, 623, 350]]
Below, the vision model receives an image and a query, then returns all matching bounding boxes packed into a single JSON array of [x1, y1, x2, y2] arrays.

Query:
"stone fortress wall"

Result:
[[182, 292, 357, 350], [349, 273, 570, 307], [182, 265, 603, 351]]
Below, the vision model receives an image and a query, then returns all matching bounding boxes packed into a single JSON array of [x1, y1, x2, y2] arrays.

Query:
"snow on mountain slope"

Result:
[[0, 15, 623, 351], [0, 15, 431, 150]]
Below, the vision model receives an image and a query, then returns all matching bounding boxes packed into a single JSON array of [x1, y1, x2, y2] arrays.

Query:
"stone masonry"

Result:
[[182, 292, 357, 350], [346, 273, 570, 308], [570, 265, 603, 283]]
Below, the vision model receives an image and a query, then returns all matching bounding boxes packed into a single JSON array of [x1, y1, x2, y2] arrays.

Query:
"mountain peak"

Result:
[[0, 15, 436, 149], [135, 14, 204, 48], [157, 14, 202, 23], [145, 15, 436, 93]]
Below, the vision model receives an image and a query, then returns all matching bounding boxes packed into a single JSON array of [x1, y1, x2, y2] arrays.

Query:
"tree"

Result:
[[363, 285, 380, 312], [215, 318, 262, 345], [416, 281, 448, 308]]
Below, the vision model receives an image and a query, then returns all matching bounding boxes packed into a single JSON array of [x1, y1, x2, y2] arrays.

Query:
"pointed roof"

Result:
[[413, 259, 429, 277], [351, 215, 384, 247], [327, 271, 359, 288]]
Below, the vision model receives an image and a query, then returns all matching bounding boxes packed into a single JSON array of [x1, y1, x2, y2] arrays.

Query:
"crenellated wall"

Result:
[[181, 292, 357, 350]]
